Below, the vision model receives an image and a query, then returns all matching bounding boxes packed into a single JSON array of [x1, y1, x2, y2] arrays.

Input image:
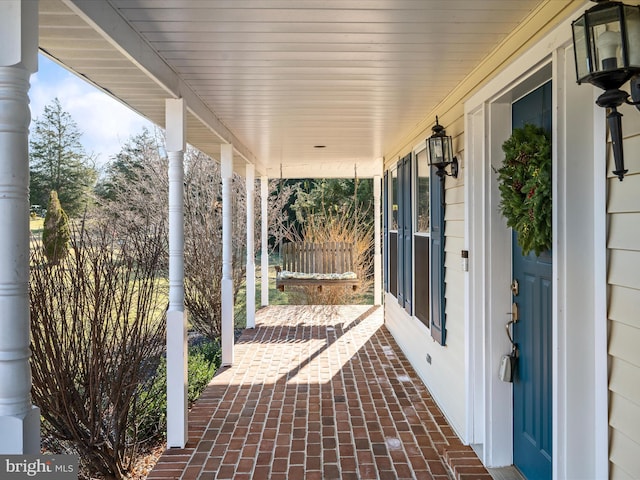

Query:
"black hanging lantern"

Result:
[[427, 116, 458, 179], [572, 0, 640, 180]]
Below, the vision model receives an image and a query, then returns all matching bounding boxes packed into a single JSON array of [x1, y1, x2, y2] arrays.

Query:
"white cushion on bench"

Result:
[[278, 270, 357, 280]]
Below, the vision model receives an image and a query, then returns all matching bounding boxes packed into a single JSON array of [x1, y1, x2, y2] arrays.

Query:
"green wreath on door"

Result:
[[496, 123, 552, 256]]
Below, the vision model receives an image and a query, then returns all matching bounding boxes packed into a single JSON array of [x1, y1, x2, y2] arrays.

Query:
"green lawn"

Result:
[[28, 220, 370, 330], [30, 217, 44, 237], [234, 254, 292, 328]]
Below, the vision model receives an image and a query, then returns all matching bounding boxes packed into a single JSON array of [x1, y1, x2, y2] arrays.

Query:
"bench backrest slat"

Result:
[[281, 241, 354, 274]]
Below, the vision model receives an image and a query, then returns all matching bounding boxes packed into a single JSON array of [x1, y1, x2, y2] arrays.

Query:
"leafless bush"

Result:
[[290, 203, 374, 305], [182, 150, 247, 340], [97, 130, 294, 339], [267, 179, 297, 252], [30, 217, 167, 479]]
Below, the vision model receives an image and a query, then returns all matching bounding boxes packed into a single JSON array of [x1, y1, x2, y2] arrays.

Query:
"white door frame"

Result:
[[463, 9, 608, 479]]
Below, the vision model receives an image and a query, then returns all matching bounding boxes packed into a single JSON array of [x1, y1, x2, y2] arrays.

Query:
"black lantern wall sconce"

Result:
[[427, 116, 459, 179], [572, 0, 640, 181]]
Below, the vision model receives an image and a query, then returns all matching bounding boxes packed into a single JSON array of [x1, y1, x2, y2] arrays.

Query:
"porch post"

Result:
[[260, 176, 269, 307], [245, 164, 256, 329], [0, 0, 40, 455], [373, 175, 382, 306], [165, 98, 188, 448], [221, 144, 234, 366], [0, 0, 40, 454]]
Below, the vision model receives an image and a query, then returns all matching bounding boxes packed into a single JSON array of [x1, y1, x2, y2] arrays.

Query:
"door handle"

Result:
[[505, 319, 517, 350], [505, 302, 519, 343], [511, 302, 519, 322]]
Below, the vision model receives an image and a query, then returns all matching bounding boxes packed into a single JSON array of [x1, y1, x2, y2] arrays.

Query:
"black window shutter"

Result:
[[397, 161, 405, 306], [402, 155, 413, 314], [383, 172, 389, 292], [430, 173, 446, 345]]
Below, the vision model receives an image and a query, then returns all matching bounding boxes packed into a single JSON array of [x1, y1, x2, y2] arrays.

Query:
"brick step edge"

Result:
[[443, 447, 494, 480]]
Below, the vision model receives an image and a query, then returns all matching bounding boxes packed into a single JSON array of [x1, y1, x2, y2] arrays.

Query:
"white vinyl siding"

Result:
[[608, 106, 640, 480], [384, 123, 467, 438], [444, 171, 465, 332]]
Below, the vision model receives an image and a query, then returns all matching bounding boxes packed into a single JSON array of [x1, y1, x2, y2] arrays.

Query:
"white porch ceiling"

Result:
[[39, 0, 548, 178]]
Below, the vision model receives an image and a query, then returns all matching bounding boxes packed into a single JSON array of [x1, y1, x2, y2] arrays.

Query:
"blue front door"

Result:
[[511, 82, 552, 480]]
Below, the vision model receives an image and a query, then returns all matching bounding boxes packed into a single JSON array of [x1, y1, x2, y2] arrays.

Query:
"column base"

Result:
[[374, 252, 382, 306], [0, 406, 40, 454], [166, 309, 188, 449], [221, 278, 234, 367], [245, 262, 256, 329]]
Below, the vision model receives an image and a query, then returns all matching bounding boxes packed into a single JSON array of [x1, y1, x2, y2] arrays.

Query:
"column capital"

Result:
[[246, 164, 255, 191], [221, 144, 233, 179], [165, 98, 185, 152], [0, 1, 38, 72]]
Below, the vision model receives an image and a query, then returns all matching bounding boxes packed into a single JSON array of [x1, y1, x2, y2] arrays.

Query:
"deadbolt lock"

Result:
[[511, 279, 519, 296]]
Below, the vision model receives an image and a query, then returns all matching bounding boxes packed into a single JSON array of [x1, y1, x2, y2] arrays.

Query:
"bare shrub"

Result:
[[95, 129, 169, 241], [290, 203, 374, 305], [267, 179, 297, 252], [30, 217, 167, 479], [96, 130, 294, 338], [182, 150, 247, 340]]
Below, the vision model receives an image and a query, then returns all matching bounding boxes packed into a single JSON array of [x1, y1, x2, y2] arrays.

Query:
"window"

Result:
[[384, 157, 411, 311], [414, 148, 430, 326], [416, 148, 430, 233], [382, 145, 445, 345], [388, 167, 398, 297], [391, 168, 398, 230], [389, 233, 398, 297]]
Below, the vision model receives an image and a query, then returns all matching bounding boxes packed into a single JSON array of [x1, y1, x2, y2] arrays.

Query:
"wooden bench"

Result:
[[275, 241, 358, 292]]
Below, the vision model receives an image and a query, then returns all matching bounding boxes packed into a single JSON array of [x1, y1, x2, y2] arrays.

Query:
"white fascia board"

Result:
[[61, 0, 259, 169]]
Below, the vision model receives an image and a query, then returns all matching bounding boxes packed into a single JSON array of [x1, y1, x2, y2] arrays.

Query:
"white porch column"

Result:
[[221, 144, 234, 366], [260, 176, 269, 307], [0, 0, 40, 455], [373, 175, 382, 306], [245, 164, 256, 329], [165, 98, 188, 448]]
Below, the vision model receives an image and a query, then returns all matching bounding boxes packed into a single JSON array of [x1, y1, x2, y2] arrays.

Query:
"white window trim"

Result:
[[389, 163, 399, 233], [413, 143, 431, 328]]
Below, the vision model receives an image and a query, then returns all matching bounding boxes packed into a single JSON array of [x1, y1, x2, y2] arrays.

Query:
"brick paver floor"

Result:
[[148, 305, 491, 480]]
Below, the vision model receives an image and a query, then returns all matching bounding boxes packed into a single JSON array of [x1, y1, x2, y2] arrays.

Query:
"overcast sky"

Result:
[[30, 54, 153, 168]]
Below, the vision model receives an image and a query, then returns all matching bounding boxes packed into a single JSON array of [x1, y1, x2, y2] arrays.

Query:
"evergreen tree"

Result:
[[292, 178, 373, 225], [95, 127, 161, 202], [30, 98, 97, 217], [42, 190, 70, 265]]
